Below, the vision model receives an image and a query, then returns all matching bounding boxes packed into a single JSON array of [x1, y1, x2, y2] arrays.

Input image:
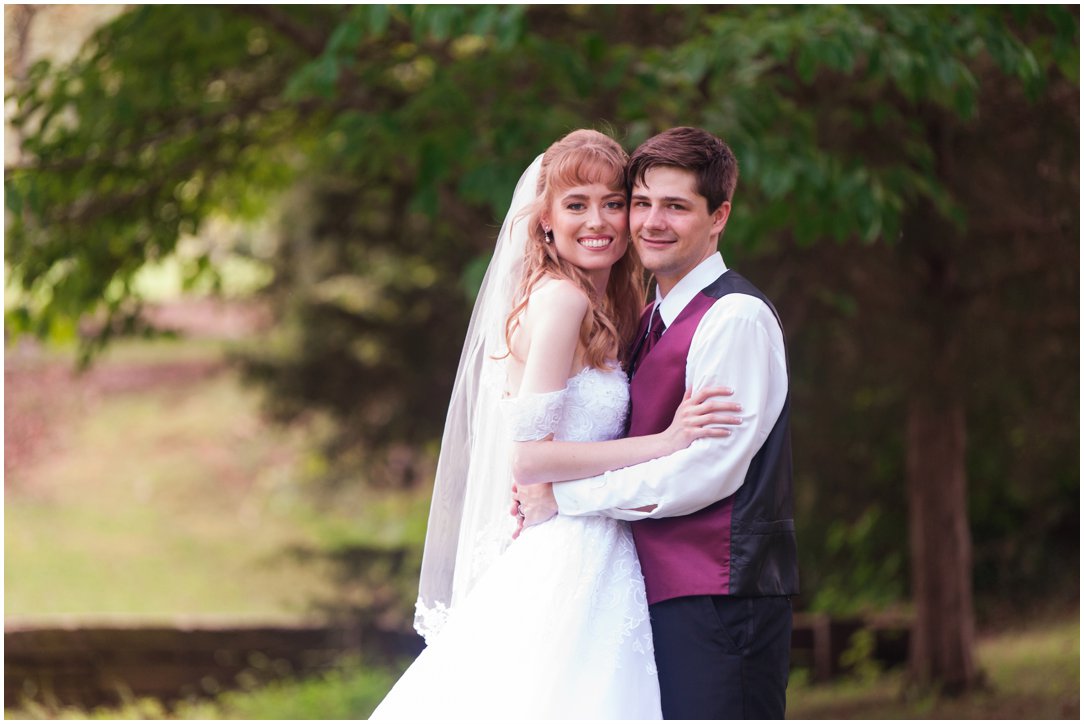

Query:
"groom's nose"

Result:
[[642, 204, 667, 231]]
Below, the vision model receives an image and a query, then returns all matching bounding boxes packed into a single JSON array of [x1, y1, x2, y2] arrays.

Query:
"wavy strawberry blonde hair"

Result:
[[504, 129, 646, 370]]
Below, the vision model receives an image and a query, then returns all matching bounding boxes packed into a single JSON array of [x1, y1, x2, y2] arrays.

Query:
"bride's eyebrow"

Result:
[[560, 190, 625, 202]]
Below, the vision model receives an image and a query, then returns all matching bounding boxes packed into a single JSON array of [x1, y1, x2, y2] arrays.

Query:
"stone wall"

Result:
[[5, 618, 424, 711]]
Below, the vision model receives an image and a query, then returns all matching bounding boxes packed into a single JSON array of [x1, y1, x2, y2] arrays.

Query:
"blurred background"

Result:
[[4, 5, 1078, 719]]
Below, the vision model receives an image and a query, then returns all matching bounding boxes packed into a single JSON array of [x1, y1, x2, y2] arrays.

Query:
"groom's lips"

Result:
[[639, 236, 676, 247]]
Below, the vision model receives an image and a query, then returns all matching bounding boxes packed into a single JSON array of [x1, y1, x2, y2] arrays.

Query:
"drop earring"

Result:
[[543, 227, 554, 243]]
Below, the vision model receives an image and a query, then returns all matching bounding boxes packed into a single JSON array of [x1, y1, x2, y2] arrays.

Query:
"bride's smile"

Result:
[[542, 181, 628, 287]]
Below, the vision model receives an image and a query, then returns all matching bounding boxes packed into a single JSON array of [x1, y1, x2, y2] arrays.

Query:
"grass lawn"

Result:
[[5, 338, 427, 621], [786, 614, 1080, 719]]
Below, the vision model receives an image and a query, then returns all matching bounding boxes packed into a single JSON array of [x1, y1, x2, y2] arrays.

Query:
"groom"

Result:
[[515, 126, 798, 719]]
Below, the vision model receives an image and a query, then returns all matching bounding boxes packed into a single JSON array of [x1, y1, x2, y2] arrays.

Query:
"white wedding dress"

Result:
[[371, 364, 661, 720]]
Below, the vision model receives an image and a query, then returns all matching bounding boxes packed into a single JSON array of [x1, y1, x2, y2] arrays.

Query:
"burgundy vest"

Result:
[[628, 270, 799, 604]]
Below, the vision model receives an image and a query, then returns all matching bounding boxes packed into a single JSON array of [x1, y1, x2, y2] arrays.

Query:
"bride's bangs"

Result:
[[548, 147, 626, 194]]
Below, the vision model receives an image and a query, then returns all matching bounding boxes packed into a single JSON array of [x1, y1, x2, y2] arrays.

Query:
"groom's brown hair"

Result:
[[627, 127, 739, 213]]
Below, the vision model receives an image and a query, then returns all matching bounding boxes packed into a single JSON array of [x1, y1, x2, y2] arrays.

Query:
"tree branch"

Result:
[[228, 5, 330, 57]]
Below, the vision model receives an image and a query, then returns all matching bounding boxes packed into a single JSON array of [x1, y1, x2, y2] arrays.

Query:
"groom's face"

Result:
[[629, 166, 730, 296]]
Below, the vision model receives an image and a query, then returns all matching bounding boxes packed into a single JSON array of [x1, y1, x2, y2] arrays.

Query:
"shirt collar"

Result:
[[653, 252, 728, 327]]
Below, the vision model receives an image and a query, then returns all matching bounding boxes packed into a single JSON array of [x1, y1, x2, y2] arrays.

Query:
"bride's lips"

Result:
[[577, 236, 614, 250]]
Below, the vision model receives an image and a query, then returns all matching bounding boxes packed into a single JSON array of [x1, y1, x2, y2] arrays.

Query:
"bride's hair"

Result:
[[504, 129, 646, 369]]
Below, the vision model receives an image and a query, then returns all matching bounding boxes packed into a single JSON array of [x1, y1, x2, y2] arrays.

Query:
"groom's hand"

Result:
[[511, 482, 558, 538]]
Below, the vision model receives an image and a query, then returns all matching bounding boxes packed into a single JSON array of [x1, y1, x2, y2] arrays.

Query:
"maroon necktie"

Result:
[[630, 306, 665, 378], [644, 306, 666, 355]]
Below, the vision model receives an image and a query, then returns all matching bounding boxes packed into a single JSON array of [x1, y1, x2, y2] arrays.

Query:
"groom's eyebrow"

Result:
[[631, 192, 694, 205]]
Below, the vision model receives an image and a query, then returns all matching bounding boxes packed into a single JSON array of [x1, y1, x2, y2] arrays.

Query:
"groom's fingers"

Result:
[[702, 412, 743, 425], [694, 422, 733, 438]]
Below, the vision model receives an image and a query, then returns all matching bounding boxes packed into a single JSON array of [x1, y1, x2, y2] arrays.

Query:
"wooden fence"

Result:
[[5, 613, 908, 711]]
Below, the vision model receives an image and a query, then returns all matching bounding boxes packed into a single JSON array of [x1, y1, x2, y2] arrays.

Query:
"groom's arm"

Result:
[[552, 295, 787, 520]]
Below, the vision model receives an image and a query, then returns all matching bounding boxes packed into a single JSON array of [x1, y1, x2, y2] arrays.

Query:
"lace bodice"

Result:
[[502, 364, 629, 443]]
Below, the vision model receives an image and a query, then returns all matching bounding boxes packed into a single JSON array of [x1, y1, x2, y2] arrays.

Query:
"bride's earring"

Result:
[[542, 226, 554, 243]]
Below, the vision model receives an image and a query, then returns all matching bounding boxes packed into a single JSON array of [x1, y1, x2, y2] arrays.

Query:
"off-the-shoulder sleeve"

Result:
[[501, 388, 567, 441]]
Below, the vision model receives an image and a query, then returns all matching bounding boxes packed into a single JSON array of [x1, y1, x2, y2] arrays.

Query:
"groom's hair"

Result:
[[627, 127, 738, 213]]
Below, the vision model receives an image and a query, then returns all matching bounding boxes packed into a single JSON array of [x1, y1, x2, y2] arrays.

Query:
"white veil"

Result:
[[414, 155, 543, 643]]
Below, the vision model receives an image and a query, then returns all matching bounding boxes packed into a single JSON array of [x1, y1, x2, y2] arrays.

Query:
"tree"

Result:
[[609, 6, 1077, 691], [6, 5, 1077, 692]]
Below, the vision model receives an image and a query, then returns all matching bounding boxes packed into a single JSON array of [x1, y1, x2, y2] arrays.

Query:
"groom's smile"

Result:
[[629, 166, 730, 296]]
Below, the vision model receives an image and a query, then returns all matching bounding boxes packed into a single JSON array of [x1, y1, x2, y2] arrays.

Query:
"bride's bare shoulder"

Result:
[[527, 276, 590, 315]]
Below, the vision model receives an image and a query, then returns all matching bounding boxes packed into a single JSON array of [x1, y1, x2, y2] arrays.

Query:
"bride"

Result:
[[371, 129, 739, 720]]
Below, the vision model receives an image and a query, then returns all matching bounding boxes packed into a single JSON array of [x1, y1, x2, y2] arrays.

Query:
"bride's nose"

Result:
[[585, 205, 604, 229]]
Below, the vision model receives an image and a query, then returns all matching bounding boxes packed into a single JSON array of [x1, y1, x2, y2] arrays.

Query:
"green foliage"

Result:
[[173, 657, 403, 719], [808, 507, 905, 615], [674, 5, 1074, 248], [10, 6, 1072, 349], [6, 6, 301, 360], [838, 628, 883, 684]]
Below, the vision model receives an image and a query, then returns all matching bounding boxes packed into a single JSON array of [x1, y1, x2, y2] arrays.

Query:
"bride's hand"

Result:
[[661, 386, 742, 454], [510, 482, 558, 539]]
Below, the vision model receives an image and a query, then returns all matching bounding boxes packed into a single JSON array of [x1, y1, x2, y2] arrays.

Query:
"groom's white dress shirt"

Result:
[[553, 252, 789, 520]]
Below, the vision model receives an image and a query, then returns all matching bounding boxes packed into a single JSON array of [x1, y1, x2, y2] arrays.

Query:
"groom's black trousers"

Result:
[[649, 594, 792, 720]]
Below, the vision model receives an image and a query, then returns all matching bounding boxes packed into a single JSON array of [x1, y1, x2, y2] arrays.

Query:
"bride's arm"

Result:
[[512, 388, 739, 485], [512, 281, 741, 486]]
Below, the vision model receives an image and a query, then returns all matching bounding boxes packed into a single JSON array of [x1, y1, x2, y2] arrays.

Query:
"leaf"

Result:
[[369, 4, 391, 38], [327, 17, 363, 56]]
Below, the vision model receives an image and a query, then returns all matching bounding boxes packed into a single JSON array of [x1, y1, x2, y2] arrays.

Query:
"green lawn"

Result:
[[5, 340, 427, 621], [786, 615, 1080, 719]]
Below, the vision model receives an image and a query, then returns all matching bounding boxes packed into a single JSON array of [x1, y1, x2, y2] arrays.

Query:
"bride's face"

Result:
[[542, 182, 629, 276]]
